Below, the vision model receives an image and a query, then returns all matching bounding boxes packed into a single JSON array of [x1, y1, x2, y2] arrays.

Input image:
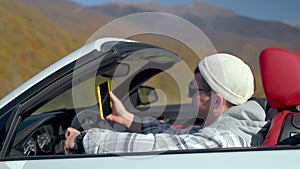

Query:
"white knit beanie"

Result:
[[198, 53, 254, 105]]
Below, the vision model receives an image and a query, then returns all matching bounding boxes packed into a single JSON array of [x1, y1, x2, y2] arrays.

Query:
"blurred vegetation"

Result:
[[2, 0, 300, 101], [0, 0, 84, 97]]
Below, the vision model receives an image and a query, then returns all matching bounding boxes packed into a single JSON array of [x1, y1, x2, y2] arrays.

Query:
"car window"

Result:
[[141, 71, 191, 106], [137, 61, 193, 107], [9, 75, 110, 157], [34, 76, 110, 114]]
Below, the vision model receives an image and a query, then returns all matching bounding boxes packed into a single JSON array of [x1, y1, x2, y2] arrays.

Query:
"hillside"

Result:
[[90, 2, 300, 97], [284, 21, 300, 29], [3, 0, 300, 98], [91, 2, 300, 52], [0, 0, 84, 97], [172, 2, 300, 43], [20, 0, 115, 37]]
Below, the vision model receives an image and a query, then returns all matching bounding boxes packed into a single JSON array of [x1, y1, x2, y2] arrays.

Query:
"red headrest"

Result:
[[260, 48, 300, 109]]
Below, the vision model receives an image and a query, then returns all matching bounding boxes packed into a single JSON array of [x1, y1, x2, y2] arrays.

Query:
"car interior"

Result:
[[5, 42, 192, 157], [3, 44, 300, 158]]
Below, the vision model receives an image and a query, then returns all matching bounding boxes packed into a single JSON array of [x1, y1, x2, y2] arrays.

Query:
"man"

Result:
[[64, 53, 268, 154]]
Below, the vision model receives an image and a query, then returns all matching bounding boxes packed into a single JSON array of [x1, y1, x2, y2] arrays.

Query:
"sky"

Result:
[[68, 0, 300, 21], [206, 0, 300, 21]]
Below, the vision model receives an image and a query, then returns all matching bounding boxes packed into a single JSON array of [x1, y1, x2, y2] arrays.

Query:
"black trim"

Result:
[[0, 106, 22, 157], [278, 113, 300, 145]]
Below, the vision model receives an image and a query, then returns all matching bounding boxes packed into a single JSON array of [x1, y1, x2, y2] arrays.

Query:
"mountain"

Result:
[[89, 1, 300, 97], [90, 3, 154, 18], [0, 0, 84, 97], [284, 21, 300, 30], [92, 2, 300, 48], [3, 0, 300, 98], [20, 0, 115, 37]]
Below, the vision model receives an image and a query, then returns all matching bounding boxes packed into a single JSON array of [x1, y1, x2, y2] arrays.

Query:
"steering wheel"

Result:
[[71, 109, 113, 131]]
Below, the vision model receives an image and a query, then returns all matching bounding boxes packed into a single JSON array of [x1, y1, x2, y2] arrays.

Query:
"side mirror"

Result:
[[137, 86, 158, 105]]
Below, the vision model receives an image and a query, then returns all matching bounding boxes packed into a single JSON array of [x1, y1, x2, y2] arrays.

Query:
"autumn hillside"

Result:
[[20, 0, 115, 37], [0, 0, 84, 97], [2, 0, 300, 99]]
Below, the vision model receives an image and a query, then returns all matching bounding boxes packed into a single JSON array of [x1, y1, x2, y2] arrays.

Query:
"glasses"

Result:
[[188, 81, 211, 97]]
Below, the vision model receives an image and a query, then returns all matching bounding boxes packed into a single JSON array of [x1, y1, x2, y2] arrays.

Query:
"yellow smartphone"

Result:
[[96, 81, 112, 120]]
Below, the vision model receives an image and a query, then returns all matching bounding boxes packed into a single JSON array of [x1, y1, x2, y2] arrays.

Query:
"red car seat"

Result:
[[260, 48, 300, 146]]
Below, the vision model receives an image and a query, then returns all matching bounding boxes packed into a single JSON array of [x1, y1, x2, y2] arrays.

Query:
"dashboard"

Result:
[[10, 110, 75, 157], [22, 125, 61, 156], [9, 106, 116, 157]]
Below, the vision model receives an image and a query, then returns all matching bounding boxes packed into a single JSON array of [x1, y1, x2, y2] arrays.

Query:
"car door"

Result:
[[1, 147, 300, 169]]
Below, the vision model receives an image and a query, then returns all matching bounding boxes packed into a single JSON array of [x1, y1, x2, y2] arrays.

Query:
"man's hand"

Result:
[[106, 92, 134, 128], [64, 127, 80, 155]]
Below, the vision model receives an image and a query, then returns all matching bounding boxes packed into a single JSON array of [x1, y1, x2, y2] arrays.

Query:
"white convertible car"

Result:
[[0, 38, 299, 169]]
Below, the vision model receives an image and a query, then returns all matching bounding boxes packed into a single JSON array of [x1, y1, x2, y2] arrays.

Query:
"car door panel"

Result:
[[1, 148, 300, 169]]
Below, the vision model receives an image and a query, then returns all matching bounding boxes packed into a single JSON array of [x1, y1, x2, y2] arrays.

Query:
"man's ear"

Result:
[[212, 93, 226, 116]]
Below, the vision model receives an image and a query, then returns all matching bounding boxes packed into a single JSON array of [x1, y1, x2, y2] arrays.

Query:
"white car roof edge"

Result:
[[0, 37, 136, 110]]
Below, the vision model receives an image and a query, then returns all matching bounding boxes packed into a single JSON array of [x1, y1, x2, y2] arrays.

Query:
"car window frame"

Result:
[[0, 50, 119, 158]]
